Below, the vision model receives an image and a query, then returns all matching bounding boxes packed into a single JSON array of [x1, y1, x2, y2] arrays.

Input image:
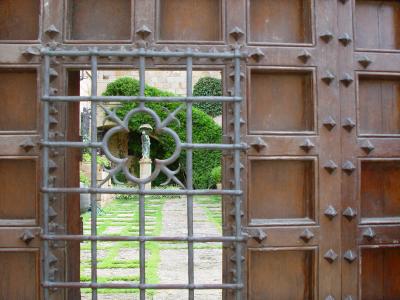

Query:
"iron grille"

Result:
[[41, 47, 246, 300]]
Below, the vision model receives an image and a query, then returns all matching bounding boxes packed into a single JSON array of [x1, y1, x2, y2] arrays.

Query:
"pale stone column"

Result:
[[140, 158, 152, 190]]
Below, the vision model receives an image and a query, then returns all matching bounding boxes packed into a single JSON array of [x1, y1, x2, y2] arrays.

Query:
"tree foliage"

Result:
[[103, 77, 222, 188], [193, 77, 222, 117]]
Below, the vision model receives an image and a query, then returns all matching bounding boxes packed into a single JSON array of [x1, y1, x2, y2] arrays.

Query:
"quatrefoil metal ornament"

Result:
[[101, 104, 184, 188]]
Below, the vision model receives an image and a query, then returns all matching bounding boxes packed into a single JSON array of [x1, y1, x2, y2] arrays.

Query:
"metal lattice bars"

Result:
[[41, 47, 245, 300]]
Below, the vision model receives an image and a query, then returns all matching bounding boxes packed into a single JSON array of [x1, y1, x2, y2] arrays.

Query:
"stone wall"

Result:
[[81, 70, 221, 97]]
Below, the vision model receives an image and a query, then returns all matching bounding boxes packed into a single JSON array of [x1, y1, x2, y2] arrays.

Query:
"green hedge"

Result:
[[103, 77, 222, 188], [193, 77, 222, 117]]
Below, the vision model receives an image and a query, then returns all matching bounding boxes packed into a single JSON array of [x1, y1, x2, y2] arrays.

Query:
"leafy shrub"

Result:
[[209, 166, 222, 188], [103, 77, 222, 188], [193, 77, 222, 117], [80, 171, 90, 186]]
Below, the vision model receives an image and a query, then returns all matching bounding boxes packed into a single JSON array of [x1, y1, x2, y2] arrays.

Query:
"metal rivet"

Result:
[[338, 33, 352, 46], [136, 25, 152, 39], [23, 47, 40, 60], [324, 249, 338, 263], [322, 71, 335, 85], [229, 71, 245, 80], [323, 116, 337, 130], [343, 207, 357, 221], [342, 118, 356, 131], [320, 31, 334, 43], [20, 230, 35, 244], [19, 138, 35, 152], [48, 206, 58, 221], [340, 73, 353, 86], [300, 138, 315, 152], [324, 205, 338, 220], [358, 55, 372, 68], [49, 116, 58, 126], [45, 25, 60, 38], [229, 26, 244, 41], [363, 227, 376, 240], [250, 137, 267, 152], [324, 160, 338, 173], [251, 229, 267, 243], [344, 250, 357, 263], [230, 255, 245, 263], [49, 68, 59, 81], [48, 160, 58, 172], [298, 50, 311, 63], [360, 140, 375, 154], [300, 228, 314, 242], [249, 48, 265, 62], [342, 161, 356, 174]]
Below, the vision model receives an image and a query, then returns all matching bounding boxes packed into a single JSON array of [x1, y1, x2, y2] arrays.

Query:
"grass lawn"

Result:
[[80, 194, 222, 296]]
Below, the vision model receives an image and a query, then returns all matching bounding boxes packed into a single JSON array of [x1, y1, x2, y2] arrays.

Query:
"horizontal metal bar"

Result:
[[182, 143, 248, 150], [40, 141, 102, 148], [42, 96, 242, 103], [41, 235, 246, 242], [41, 141, 247, 151], [43, 282, 243, 290], [42, 187, 242, 196], [41, 49, 243, 59]]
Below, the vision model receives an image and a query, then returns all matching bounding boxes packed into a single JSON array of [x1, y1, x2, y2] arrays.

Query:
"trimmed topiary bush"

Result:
[[209, 166, 222, 188], [103, 77, 222, 189], [193, 77, 222, 117]]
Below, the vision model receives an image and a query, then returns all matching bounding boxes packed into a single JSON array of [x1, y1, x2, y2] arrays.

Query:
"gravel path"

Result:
[[81, 197, 222, 299], [154, 198, 222, 300]]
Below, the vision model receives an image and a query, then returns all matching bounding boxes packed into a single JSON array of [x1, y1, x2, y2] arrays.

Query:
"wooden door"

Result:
[[1, 1, 400, 299], [339, 1, 400, 299], [239, 1, 342, 299]]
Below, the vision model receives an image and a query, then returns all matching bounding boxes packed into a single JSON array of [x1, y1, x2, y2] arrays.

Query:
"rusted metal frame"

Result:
[[40, 47, 245, 295], [43, 282, 242, 290], [138, 49, 146, 300], [90, 53, 98, 300], [42, 235, 246, 242], [42, 96, 241, 103], [186, 49, 195, 300], [41, 141, 247, 151], [233, 47, 243, 300], [40, 48, 241, 59], [42, 187, 242, 196], [42, 54, 50, 300]]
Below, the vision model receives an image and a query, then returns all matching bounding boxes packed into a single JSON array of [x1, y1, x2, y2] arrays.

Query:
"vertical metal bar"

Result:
[[186, 50, 195, 300], [42, 54, 50, 300], [139, 48, 146, 300], [233, 49, 243, 300], [90, 52, 98, 300], [139, 48, 146, 109]]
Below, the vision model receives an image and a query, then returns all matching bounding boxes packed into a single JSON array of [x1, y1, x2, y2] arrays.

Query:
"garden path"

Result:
[[81, 195, 222, 300]]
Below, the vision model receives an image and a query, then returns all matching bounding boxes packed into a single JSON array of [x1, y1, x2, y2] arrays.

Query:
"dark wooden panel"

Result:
[[0, 250, 39, 299], [249, 69, 314, 133], [0, 0, 40, 40], [0, 70, 37, 131], [0, 158, 37, 221], [158, 0, 222, 41], [355, 0, 400, 50], [361, 247, 400, 300], [359, 75, 400, 135], [67, 0, 131, 40], [66, 71, 81, 299], [361, 160, 400, 219], [249, 0, 312, 44], [248, 158, 315, 222], [248, 248, 315, 300]]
